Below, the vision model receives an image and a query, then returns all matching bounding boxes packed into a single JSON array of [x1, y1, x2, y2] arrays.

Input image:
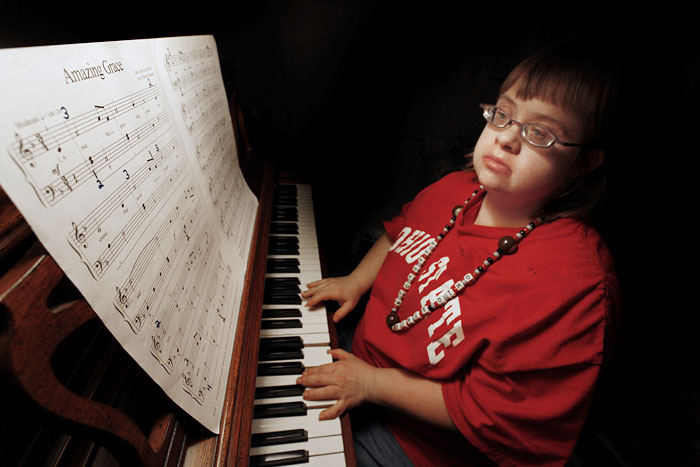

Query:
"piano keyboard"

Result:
[[251, 184, 346, 466]]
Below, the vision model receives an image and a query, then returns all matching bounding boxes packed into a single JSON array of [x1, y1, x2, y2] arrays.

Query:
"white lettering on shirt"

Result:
[[389, 227, 412, 252], [417, 256, 450, 293], [423, 279, 464, 365], [389, 227, 436, 264]]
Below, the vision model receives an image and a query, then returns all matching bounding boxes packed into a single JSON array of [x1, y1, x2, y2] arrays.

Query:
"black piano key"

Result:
[[251, 428, 308, 447], [268, 246, 299, 256], [263, 295, 302, 305], [275, 184, 297, 192], [268, 237, 300, 255], [268, 245, 299, 255], [266, 277, 301, 285], [270, 235, 299, 243], [266, 258, 300, 273], [270, 222, 298, 235], [260, 319, 303, 330], [258, 349, 304, 361], [273, 193, 297, 202], [268, 258, 299, 266], [250, 449, 309, 467], [260, 336, 304, 351], [262, 306, 301, 317], [255, 384, 306, 399], [264, 284, 301, 294], [275, 184, 297, 195], [262, 308, 302, 319], [272, 207, 297, 221], [266, 265, 300, 274], [254, 401, 307, 419], [258, 361, 305, 376]]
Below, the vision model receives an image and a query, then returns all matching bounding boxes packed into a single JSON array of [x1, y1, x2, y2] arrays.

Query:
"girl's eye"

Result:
[[525, 125, 552, 144], [493, 109, 510, 124]]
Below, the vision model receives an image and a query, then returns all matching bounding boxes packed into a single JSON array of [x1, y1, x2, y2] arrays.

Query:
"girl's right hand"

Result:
[[302, 276, 364, 323]]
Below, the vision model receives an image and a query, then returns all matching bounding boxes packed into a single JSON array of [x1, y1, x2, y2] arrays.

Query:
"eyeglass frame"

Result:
[[479, 103, 588, 149]]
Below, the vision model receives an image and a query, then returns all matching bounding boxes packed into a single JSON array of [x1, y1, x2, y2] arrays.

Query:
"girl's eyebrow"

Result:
[[497, 94, 570, 135]]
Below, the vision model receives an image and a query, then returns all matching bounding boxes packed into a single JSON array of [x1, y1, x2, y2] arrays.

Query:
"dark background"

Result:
[[2, 2, 698, 464]]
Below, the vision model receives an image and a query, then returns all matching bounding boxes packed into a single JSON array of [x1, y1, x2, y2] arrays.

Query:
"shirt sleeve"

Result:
[[383, 201, 413, 243], [441, 268, 617, 466], [442, 361, 601, 466]]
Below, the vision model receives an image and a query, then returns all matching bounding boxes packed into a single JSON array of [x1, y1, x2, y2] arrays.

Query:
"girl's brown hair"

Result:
[[491, 40, 620, 221]]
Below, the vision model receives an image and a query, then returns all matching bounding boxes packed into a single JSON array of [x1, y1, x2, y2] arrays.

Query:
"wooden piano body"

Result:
[[0, 93, 356, 466]]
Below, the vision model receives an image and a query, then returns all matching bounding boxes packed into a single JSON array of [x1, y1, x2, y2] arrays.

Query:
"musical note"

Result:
[[1, 36, 259, 433]]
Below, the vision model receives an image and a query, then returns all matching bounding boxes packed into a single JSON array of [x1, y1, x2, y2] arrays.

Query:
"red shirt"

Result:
[[351, 170, 619, 466]]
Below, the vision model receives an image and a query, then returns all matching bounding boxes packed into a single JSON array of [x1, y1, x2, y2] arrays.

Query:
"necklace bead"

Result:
[[497, 236, 518, 254], [386, 186, 541, 332]]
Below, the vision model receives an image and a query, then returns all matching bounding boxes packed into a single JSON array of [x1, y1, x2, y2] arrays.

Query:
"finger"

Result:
[[302, 292, 326, 308], [302, 386, 339, 401], [303, 289, 341, 308], [297, 368, 339, 388], [296, 362, 335, 383], [319, 399, 347, 420], [331, 301, 356, 323], [305, 278, 329, 288], [328, 348, 351, 360], [300, 288, 315, 298]]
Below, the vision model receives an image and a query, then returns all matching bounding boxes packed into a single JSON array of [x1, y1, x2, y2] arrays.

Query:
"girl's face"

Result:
[[473, 87, 585, 214]]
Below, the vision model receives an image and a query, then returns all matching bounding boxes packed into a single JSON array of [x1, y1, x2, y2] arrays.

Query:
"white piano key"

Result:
[[259, 322, 330, 338], [252, 409, 342, 438], [265, 272, 323, 283], [259, 345, 332, 367], [255, 394, 337, 407], [256, 374, 300, 388], [262, 308, 329, 325], [256, 373, 302, 388], [267, 256, 321, 273], [298, 452, 346, 467]]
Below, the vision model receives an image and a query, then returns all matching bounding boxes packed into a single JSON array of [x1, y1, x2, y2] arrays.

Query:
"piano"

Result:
[[0, 91, 356, 466]]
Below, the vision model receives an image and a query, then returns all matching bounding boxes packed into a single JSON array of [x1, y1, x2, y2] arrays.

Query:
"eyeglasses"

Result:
[[479, 104, 586, 148]]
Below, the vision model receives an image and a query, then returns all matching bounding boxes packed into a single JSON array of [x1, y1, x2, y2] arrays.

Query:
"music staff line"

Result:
[[151, 223, 213, 375], [68, 150, 184, 280], [89, 157, 185, 279], [164, 46, 214, 68], [183, 94, 225, 136], [115, 187, 200, 333], [164, 48, 219, 97], [182, 257, 230, 405], [42, 111, 169, 206], [10, 85, 160, 168]]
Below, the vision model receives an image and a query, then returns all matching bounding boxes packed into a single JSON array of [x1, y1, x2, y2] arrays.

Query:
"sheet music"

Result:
[[0, 35, 258, 433]]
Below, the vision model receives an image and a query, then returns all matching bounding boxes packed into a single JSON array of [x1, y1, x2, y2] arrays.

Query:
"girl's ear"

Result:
[[587, 149, 605, 171], [579, 149, 605, 174]]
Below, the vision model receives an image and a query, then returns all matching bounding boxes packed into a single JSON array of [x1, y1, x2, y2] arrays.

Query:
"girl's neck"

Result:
[[474, 191, 541, 228]]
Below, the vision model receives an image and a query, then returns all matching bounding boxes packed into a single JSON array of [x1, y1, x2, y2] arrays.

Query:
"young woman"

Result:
[[299, 41, 621, 466]]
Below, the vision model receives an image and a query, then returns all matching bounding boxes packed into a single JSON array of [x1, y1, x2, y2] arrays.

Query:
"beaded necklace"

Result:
[[386, 185, 542, 333]]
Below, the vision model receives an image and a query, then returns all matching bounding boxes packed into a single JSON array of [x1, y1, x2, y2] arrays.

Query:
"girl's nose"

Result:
[[496, 123, 522, 154]]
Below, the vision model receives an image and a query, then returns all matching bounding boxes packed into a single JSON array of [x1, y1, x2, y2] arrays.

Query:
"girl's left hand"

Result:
[[296, 348, 379, 420]]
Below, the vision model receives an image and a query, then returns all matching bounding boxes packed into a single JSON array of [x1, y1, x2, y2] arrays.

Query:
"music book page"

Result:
[[0, 35, 258, 433]]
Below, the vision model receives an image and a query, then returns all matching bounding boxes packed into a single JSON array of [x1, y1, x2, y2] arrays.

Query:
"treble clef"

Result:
[[116, 286, 128, 307], [15, 132, 32, 161], [93, 260, 103, 275], [71, 221, 86, 245], [152, 335, 161, 352]]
